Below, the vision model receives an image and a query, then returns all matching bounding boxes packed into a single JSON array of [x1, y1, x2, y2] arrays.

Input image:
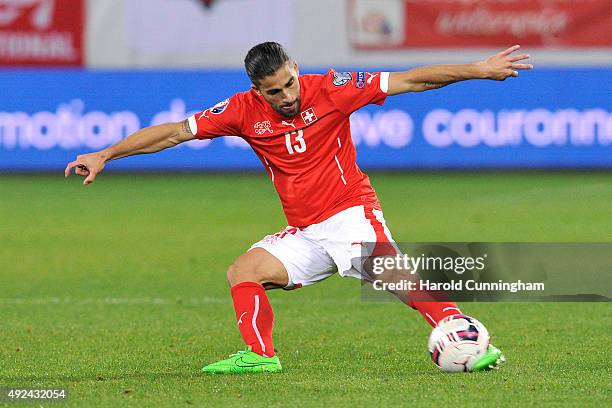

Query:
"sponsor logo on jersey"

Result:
[[281, 120, 296, 129], [332, 71, 352, 86], [254, 120, 273, 135], [366, 72, 379, 85], [210, 98, 229, 114], [356, 72, 365, 88], [301, 108, 317, 125]]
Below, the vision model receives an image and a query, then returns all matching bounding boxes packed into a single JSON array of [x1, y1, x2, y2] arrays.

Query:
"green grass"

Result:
[[0, 172, 610, 407]]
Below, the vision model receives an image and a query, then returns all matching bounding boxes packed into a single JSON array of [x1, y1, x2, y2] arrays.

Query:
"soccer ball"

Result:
[[428, 314, 490, 372]]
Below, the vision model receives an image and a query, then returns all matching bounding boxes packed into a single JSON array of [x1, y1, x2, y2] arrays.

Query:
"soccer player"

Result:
[[65, 42, 532, 374]]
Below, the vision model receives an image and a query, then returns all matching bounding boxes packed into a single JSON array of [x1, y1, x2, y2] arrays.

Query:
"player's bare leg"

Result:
[[202, 248, 287, 374]]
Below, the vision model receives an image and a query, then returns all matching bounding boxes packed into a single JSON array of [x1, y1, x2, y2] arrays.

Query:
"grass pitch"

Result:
[[0, 172, 610, 407]]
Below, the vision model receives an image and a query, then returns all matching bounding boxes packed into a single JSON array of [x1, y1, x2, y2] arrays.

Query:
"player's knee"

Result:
[[226, 249, 289, 288], [226, 262, 245, 286], [226, 259, 261, 286]]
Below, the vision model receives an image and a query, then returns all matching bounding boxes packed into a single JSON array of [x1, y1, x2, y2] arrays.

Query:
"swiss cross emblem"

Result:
[[301, 108, 317, 125]]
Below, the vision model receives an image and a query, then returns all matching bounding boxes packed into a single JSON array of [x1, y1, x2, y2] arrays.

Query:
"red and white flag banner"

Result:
[[349, 0, 612, 49], [0, 0, 84, 66]]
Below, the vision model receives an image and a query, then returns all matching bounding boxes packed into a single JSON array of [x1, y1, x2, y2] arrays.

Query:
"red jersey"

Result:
[[188, 70, 390, 227]]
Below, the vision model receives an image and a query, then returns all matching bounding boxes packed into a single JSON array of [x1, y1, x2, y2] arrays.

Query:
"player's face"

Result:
[[255, 62, 301, 118]]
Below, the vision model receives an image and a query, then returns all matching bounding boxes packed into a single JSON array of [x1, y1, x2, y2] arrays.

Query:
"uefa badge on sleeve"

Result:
[[210, 99, 230, 114], [332, 72, 352, 87]]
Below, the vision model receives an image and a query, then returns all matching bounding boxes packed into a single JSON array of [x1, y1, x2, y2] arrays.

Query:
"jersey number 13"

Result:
[[285, 130, 306, 155]]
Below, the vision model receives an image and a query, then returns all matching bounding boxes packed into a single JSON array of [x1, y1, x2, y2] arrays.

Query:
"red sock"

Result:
[[231, 282, 275, 357], [408, 288, 462, 327]]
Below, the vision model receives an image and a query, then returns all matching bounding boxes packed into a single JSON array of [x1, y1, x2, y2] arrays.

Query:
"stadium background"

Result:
[[1, 1, 611, 407]]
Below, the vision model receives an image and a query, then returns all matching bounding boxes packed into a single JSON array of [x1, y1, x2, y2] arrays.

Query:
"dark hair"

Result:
[[244, 42, 291, 86]]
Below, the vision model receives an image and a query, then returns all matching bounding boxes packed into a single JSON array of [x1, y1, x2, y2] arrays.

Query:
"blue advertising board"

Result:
[[1, 68, 611, 170]]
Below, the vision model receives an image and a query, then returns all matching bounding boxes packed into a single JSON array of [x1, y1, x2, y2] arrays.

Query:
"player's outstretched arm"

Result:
[[387, 45, 533, 96], [64, 119, 194, 185]]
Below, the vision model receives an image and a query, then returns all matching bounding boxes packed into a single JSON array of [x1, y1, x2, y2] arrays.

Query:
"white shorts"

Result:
[[250, 205, 399, 289]]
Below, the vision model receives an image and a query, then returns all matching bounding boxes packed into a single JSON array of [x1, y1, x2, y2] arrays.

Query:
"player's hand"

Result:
[[477, 45, 533, 81], [64, 152, 107, 186]]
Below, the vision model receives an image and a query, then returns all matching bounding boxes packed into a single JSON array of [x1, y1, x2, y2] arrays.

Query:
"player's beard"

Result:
[[274, 97, 301, 118]]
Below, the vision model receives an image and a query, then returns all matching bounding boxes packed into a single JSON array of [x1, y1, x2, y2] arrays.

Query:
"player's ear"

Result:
[[293, 61, 299, 76], [251, 84, 261, 95]]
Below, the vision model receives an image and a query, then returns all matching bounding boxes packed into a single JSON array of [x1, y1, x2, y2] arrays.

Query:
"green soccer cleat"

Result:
[[471, 344, 506, 372], [201, 346, 283, 374]]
